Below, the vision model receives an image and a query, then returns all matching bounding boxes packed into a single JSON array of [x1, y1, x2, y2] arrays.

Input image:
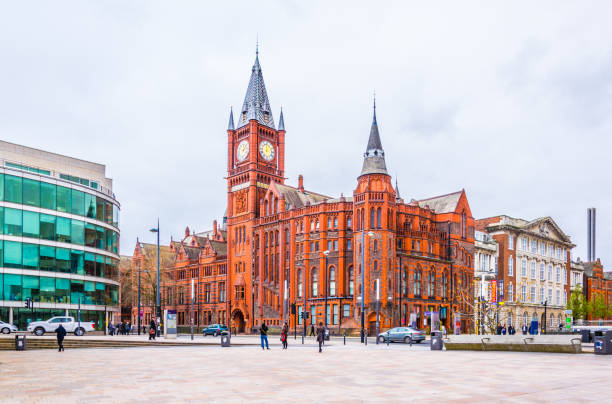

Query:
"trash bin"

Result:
[[430, 331, 443, 351], [594, 331, 611, 355], [15, 335, 26, 351], [220, 332, 231, 347], [324, 328, 330, 341], [581, 329, 591, 343]]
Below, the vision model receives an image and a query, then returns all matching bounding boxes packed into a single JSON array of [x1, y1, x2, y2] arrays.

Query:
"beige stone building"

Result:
[[476, 216, 573, 332]]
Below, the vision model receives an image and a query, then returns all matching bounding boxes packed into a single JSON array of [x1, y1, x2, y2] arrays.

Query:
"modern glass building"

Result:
[[0, 141, 120, 330]]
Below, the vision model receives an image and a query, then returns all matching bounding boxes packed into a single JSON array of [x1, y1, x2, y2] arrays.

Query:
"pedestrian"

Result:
[[127, 322, 131, 335], [281, 321, 289, 349], [502, 324, 507, 335], [260, 321, 270, 350], [142, 325, 146, 335], [149, 319, 156, 341], [56, 323, 67, 352], [496, 324, 502, 335], [521, 323, 528, 335], [108, 323, 114, 336], [310, 324, 315, 338], [441, 324, 447, 337], [316, 322, 325, 353]]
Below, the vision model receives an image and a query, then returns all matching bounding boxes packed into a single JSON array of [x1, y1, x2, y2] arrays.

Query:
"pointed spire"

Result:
[[395, 178, 400, 198], [237, 44, 275, 129], [228, 107, 235, 130], [278, 107, 285, 131], [359, 96, 388, 177]]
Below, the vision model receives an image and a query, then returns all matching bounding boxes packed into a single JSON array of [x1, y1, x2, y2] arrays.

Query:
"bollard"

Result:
[[302, 334, 304, 345], [387, 334, 390, 346], [410, 335, 413, 347], [344, 332, 346, 345], [365, 330, 368, 346]]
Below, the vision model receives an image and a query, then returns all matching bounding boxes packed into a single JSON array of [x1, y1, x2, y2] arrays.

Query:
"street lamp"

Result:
[[150, 219, 160, 336], [137, 267, 149, 335], [360, 231, 375, 343], [542, 299, 548, 334], [323, 250, 330, 331]]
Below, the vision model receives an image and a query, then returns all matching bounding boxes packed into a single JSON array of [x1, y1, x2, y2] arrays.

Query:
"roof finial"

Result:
[[256, 34, 259, 56], [373, 90, 377, 124]]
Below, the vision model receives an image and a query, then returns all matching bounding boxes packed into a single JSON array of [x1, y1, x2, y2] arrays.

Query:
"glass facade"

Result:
[[0, 171, 120, 331]]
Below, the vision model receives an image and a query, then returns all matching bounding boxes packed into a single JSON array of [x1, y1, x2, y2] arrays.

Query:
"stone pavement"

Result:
[[0, 337, 610, 403]]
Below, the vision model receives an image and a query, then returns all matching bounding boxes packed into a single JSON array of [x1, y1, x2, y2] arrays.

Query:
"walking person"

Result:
[[316, 322, 325, 353], [149, 319, 156, 341], [260, 321, 270, 350], [310, 324, 315, 338], [55, 323, 67, 352], [281, 321, 289, 349]]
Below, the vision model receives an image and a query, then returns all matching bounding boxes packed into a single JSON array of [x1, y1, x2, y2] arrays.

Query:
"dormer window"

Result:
[[264, 112, 269, 123]]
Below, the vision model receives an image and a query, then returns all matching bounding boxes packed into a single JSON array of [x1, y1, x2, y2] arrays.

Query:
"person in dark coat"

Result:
[[310, 324, 315, 338], [260, 321, 270, 350], [55, 323, 67, 352], [521, 323, 528, 335], [316, 322, 325, 353], [149, 319, 156, 340], [281, 321, 289, 349]]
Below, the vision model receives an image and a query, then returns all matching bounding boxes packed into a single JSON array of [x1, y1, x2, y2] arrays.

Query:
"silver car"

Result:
[[0, 320, 18, 334], [378, 327, 426, 344]]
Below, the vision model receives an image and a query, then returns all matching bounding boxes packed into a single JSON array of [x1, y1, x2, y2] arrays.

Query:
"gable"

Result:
[[523, 217, 571, 244]]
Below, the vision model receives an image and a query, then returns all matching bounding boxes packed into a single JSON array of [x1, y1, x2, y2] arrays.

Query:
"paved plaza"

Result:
[[0, 336, 610, 403]]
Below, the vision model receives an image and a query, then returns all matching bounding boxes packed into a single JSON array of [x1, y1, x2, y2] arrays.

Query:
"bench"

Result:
[[444, 335, 582, 354]]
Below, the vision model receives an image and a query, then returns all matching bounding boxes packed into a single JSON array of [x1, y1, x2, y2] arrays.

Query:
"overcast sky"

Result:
[[1, 1, 611, 265]]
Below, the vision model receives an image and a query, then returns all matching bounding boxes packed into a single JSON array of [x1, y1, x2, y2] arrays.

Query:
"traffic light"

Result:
[[24, 298, 31, 309]]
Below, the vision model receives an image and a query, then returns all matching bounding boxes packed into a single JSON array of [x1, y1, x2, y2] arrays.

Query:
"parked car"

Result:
[[0, 320, 18, 334], [202, 324, 228, 337], [27, 316, 95, 336], [377, 327, 426, 344]]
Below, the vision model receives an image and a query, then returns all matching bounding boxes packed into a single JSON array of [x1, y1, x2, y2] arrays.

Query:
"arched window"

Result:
[[414, 268, 422, 296], [373, 240, 378, 252], [348, 266, 354, 296], [429, 271, 435, 297], [297, 269, 303, 298], [329, 267, 336, 296], [549, 313, 554, 327], [523, 312, 528, 325], [402, 269, 407, 296], [316, 220, 319, 231], [557, 314, 562, 326], [334, 217, 338, 228], [373, 260, 378, 271], [376, 207, 381, 228], [275, 197, 278, 214], [508, 312, 513, 327], [370, 208, 375, 229], [311, 268, 318, 296], [508, 282, 513, 302], [265, 199, 269, 216], [461, 210, 466, 238], [310, 220, 314, 232]]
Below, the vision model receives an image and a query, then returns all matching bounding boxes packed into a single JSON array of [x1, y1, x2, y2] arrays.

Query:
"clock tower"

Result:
[[226, 49, 285, 330]]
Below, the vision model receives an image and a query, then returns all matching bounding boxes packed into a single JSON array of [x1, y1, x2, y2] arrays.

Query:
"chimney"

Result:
[[213, 220, 218, 236], [185, 226, 190, 238], [298, 174, 304, 193], [587, 208, 596, 261]]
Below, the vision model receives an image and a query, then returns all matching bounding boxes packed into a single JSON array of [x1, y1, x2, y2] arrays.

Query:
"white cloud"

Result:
[[0, 1, 610, 264]]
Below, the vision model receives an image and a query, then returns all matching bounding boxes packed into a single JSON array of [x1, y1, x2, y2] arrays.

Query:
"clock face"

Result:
[[259, 141, 275, 161], [237, 140, 249, 162]]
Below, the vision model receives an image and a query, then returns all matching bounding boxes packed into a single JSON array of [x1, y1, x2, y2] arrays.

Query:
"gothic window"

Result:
[[373, 260, 378, 271], [401, 269, 407, 296], [370, 208, 375, 229], [297, 269, 303, 298], [348, 266, 354, 296], [329, 267, 336, 296], [376, 207, 381, 229], [373, 240, 378, 252], [311, 268, 318, 296], [347, 216, 352, 229], [461, 210, 466, 238], [414, 268, 422, 296], [334, 217, 338, 228]]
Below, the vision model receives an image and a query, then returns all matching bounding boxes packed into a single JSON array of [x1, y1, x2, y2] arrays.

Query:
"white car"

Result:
[[0, 320, 18, 334], [27, 316, 95, 336]]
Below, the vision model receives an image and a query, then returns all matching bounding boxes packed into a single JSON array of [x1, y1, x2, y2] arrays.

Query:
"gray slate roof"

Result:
[[237, 53, 275, 129], [360, 103, 388, 176], [275, 183, 330, 210], [417, 191, 462, 213]]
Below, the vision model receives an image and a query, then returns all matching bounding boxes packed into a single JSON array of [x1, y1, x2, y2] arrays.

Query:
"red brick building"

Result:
[[160, 51, 476, 334], [580, 260, 612, 321]]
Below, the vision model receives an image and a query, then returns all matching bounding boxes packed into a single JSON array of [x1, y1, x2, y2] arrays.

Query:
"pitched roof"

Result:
[[360, 101, 388, 177], [275, 183, 330, 210], [417, 191, 463, 213], [237, 52, 275, 129], [210, 240, 227, 256]]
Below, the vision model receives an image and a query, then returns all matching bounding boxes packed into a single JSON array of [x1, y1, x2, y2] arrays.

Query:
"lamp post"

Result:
[[542, 299, 548, 334], [150, 220, 160, 336], [375, 278, 380, 344], [323, 250, 330, 331], [360, 231, 375, 343]]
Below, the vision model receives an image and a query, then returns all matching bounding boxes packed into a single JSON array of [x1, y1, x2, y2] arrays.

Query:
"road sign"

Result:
[[565, 310, 572, 315], [566, 316, 571, 330], [424, 311, 438, 316]]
